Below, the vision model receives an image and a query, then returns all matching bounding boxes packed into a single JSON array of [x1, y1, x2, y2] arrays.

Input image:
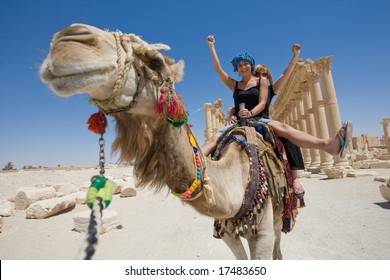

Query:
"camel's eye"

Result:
[[149, 58, 164, 71]]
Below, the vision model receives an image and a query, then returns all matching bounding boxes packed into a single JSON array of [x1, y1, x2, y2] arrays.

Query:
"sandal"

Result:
[[337, 120, 353, 159]]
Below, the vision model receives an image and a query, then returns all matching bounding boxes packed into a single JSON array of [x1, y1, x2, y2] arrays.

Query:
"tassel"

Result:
[[282, 217, 291, 233], [167, 94, 187, 121], [87, 111, 107, 134], [155, 86, 169, 114], [156, 86, 187, 124]]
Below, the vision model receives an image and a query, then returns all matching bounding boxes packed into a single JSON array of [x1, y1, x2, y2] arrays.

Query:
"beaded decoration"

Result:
[[171, 133, 202, 199]]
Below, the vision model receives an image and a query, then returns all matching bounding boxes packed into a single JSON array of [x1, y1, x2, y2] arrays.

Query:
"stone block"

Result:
[[56, 183, 79, 195], [374, 176, 389, 183], [354, 170, 379, 177], [351, 162, 362, 169], [0, 199, 14, 217], [15, 187, 56, 210], [323, 168, 346, 179], [74, 191, 87, 204], [370, 161, 390, 169], [73, 209, 121, 234], [25, 194, 76, 219], [120, 187, 137, 197], [379, 183, 390, 201]]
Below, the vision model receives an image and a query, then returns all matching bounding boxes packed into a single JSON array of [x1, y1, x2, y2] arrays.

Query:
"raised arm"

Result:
[[273, 44, 300, 93], [206, 35, 236, 92]]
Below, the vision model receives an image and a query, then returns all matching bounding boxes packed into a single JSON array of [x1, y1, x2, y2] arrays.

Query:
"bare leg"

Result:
[[268, 120, 342, 155], [201, 132, 222, 156]]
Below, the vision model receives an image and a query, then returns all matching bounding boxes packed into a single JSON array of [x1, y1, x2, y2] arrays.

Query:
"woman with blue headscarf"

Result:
[[201, 35, 269, 156], [201, 35, 353, 161]]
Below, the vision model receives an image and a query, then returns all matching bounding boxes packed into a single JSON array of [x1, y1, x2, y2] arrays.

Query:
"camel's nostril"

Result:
[[55, 24, 98, 45]]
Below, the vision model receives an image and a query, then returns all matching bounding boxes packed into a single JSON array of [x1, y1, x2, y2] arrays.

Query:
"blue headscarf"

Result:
[[230, 52, 255, 72]]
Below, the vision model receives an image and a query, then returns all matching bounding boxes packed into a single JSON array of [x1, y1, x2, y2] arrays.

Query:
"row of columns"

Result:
[[203, 56, 356, 170], [381, 118, 390, 155], [271, 56, 350, 170], [203, 99, 227, 140]]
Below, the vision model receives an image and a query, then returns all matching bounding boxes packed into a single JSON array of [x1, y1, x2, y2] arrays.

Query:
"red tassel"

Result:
[[167, 94, 186, 121], [155, 86, 187, 121], [87, 111, 107, 134]]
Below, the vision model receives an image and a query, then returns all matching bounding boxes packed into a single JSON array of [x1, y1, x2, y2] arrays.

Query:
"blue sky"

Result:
[[1, 0, 389, 169]]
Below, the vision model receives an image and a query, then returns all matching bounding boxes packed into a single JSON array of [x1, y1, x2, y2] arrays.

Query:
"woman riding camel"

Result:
[[201, 35, 352, 164]]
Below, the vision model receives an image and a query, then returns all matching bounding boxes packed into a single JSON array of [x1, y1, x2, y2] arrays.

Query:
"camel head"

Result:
[[40, 23, 185, 113], [40, 23, 191, 189]]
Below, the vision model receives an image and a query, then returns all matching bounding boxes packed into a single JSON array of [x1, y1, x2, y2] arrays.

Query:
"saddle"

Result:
[[212, 121, 301, 238]]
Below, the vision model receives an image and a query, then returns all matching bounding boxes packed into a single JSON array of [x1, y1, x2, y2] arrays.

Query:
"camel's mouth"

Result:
[[40, 66, 114, 96], [40, 58, 117, 95]]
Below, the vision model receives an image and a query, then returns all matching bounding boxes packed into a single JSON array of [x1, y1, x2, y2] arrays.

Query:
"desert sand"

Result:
[[0, 166, 389, 260]]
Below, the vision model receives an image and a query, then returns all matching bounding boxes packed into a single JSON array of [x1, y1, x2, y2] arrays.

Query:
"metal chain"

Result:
[[98, 113, 106, 177]]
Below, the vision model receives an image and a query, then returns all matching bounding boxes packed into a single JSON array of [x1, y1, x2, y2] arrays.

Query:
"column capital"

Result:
[[299, 81, 311, 93], [203, 103, 212, 109], [315, 56, 334, 74], [214, 98, 223, 108], [306, 71, 319, 83]]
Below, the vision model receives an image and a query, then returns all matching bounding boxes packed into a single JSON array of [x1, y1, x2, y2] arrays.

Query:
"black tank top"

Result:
[[258, 85, 276, 119], [233, 79, 261, 118]]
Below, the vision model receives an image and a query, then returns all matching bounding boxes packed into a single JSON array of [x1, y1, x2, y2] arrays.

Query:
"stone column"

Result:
[[203, 103, 213, 139], [300, 82, 318, 168], [316, 57, 350, 167], [213, 99, 224, 129], [307, 71, 334, 169], [211, 107, 217, 134], [296, 92, 311, 169], [382, 118, 390, 156], [292, 99, 300, 130]]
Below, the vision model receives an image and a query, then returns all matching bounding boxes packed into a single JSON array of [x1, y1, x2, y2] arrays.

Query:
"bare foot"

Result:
[[293, 179, 305, 196], [326, 126, 346, 155]]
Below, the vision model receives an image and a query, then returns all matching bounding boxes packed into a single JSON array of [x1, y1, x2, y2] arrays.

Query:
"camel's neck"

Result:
[[113, 110, 248, 220]]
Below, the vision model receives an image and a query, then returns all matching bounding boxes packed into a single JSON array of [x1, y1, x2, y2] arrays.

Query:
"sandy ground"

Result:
[[0, 166, 389, 260]]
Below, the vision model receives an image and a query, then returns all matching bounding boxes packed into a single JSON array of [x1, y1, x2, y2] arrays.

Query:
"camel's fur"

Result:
[[40, 23, 287, 259]]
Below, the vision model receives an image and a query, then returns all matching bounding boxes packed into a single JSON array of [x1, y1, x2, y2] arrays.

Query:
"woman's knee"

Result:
[[269, 121, 289, 134]]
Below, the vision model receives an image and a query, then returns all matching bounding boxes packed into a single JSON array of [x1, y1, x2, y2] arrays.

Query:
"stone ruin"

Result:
[[203, 56, 390, 200], [0, 170, 137, 233]]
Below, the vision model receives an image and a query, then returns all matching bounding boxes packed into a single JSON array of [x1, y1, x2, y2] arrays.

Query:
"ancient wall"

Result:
[[203, 56, 390, 170]]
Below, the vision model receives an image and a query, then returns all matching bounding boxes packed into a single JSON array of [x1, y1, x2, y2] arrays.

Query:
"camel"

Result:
[[40, 23, 297, 260]]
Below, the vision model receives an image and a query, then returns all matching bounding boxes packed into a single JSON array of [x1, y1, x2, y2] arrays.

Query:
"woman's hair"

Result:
[[254, 64, 274, 86], [230, 52, 255, 72]]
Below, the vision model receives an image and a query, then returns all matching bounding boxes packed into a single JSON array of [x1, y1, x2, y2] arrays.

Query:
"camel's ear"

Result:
[[150, 43, 171, 51], [170, 59, 185, 83]]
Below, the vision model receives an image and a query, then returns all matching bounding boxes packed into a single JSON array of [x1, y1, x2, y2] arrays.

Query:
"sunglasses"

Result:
[[254, 72, 268, 78]]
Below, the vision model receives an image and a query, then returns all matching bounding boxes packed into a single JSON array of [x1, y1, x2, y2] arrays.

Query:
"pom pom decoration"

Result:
[[87, 111, 108, 134], [86, 176, 114, 208], [156, 85, 188, 127]]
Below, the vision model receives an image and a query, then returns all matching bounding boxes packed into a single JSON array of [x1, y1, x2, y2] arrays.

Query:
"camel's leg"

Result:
[[222, 233, 248, 260], [247, 197, 275, 259], [272, 197, 284, 260]]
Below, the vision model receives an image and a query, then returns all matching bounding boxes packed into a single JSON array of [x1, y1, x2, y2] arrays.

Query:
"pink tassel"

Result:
[[155, 86, 169, 114], [155, 86, 187, 121]]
